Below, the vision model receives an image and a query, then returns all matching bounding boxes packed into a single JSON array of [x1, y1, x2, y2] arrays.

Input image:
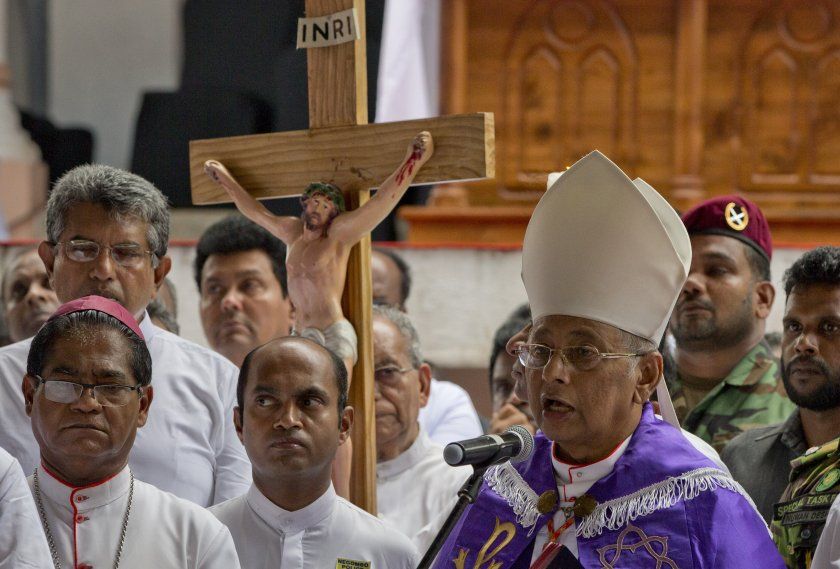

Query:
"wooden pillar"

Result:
[[671, 0, 708, 209], [430, 0, 469, 206]]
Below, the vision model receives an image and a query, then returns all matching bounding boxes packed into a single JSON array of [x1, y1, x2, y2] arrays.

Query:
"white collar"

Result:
[[551, 437, 631, 486], [246, 483, 336, 534], [37, 463, 131, 513], [376, 429, 432, 479], [137, 310, 159, 343]]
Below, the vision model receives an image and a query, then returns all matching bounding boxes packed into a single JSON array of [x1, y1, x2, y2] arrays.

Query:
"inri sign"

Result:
[[297, 7, 360, 49]]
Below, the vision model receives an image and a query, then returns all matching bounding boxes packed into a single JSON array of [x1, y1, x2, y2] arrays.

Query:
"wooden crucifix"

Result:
[[188, 0, 494, 514]]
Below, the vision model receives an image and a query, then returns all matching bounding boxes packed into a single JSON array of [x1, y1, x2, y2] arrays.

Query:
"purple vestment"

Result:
[[431, 403, 784, 568]]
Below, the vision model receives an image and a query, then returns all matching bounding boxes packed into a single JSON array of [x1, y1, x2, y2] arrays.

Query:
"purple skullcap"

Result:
[[681, 194, 773, 261], [49, 296, 144, 341]]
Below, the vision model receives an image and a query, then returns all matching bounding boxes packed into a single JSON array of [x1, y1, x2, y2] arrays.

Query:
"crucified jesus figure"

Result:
[[203, 131, 434, 374]]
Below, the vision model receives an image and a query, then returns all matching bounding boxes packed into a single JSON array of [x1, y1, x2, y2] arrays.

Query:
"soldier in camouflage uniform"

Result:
[[670, 338, 796, 450], [773, 440, 840, 567], [667, 195, 794, 451], [767, 246, 840, 567]]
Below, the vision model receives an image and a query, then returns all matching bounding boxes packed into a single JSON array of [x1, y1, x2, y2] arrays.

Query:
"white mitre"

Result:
[[524, 150, 690, 345]]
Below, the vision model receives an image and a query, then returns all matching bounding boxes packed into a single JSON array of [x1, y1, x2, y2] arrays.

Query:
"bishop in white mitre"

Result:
[[430, 152, 783, 568], [22, 296, 240, 569]]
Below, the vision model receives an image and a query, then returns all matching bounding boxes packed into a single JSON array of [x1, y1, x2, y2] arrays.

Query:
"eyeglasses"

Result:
[[374, 366, 414, 385], [32, 375, 144, 407], [54, 240, 159, 269], [515, 344, 650, 372]]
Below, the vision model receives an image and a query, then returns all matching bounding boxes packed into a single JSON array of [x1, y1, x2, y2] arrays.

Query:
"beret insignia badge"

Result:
[[724, 202, 749, 231]]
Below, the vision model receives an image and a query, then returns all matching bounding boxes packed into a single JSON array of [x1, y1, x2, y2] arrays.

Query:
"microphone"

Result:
[[443, 425, 534, 467]]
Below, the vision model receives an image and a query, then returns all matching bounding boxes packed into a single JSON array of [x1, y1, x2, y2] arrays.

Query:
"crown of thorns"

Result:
[[302, 182, 346, 212]]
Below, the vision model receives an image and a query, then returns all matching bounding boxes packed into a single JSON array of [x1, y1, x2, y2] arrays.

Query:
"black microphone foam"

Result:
[[443, 425, 535, 467]]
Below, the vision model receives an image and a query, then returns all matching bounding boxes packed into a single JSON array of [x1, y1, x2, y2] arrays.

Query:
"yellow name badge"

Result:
[[336, 559, 371, 569]]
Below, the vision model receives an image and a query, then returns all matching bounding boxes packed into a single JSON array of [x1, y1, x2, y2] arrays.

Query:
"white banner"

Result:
[[375, 0, 440, 123]]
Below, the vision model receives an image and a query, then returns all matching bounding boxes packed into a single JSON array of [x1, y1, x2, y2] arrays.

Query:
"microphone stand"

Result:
[[416, 463, 491, 569]]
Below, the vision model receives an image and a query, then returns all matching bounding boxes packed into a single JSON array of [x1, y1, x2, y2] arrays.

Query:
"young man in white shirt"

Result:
[[0, 164, 250, 506], [211, 336, 417, 568], [22, 296, 240, 568]]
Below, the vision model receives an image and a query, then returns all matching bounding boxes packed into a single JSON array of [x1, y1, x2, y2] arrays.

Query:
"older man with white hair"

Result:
[[430, 151, 782, 568]]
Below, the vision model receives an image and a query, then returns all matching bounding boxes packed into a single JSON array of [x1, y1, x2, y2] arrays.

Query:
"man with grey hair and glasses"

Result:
[[0, 164, 251, 507], [372, 304, 471, 548]]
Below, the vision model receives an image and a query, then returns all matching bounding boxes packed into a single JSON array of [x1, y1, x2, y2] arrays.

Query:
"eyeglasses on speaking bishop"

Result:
[[515, 344, 651, 372]]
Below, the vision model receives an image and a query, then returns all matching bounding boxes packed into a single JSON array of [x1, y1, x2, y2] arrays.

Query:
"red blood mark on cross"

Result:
[[395, 140, 424, 185]]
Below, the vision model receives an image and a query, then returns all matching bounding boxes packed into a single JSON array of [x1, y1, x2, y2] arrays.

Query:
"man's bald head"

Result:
[[234, 336, 353, 496], [236, 337, 348, 415]]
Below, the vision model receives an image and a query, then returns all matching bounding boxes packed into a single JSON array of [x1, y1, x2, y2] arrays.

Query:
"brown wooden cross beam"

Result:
[[188, 0, 494, 514]]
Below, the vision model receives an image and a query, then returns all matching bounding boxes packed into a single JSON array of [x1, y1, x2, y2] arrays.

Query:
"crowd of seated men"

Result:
[[1, 161, 839, 568]]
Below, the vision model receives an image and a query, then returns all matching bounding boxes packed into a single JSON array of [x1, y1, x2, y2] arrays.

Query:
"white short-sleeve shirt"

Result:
[[418, 378, 483, 447], [812, 493, 840, 568], [0, 447, 52, 568]]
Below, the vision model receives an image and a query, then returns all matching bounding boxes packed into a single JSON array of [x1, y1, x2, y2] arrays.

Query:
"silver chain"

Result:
[[33, 468, 134, 569]]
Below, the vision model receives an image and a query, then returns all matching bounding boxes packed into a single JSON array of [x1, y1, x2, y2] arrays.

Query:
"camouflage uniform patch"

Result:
[[668, 340, 796, 451], [772, 439, 840, 568]]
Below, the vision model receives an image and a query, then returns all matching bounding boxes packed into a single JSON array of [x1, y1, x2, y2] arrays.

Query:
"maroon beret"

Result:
[[681, 195, 772, 261], [50, 295, 144, 341]]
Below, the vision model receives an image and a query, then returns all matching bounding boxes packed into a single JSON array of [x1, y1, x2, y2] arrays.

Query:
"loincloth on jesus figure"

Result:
[[297, 318, 359, 364]]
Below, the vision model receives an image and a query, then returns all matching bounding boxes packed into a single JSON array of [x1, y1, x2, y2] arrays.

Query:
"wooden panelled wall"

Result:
[[400, 0, 840, 244]]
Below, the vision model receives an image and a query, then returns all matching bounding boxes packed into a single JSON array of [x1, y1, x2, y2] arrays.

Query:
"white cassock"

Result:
[[418, 378, 483, 447], [377, 430, 471, 548], [812, 493, 840, 568], [0, 314, 251, 506], [0, 447, 52, 568], [530, 437, 631, 561], [211, 483, 418, 569], [29, 465, 241, 569]]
